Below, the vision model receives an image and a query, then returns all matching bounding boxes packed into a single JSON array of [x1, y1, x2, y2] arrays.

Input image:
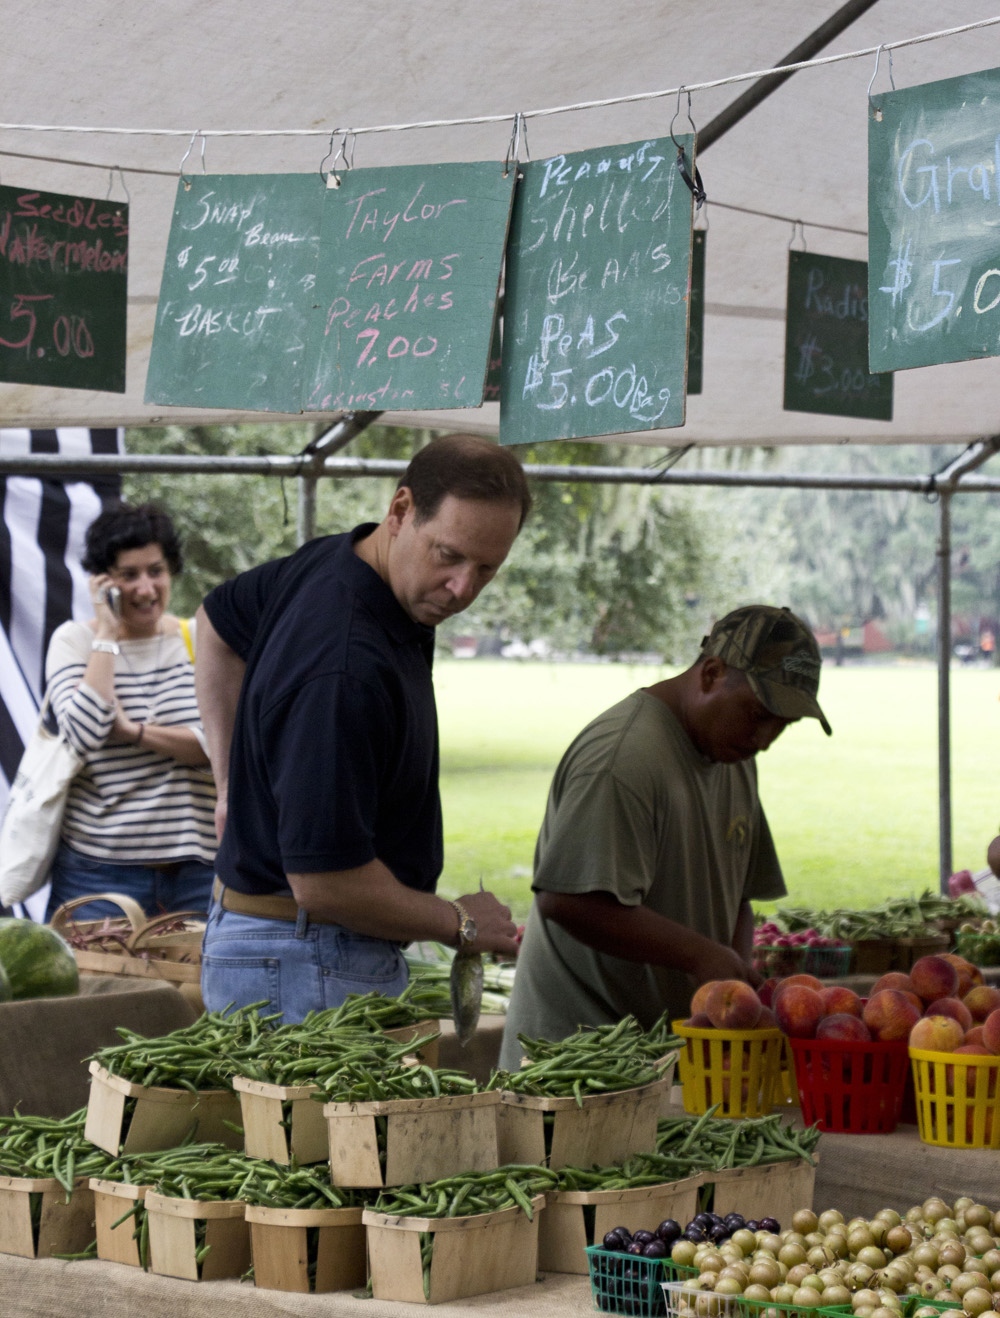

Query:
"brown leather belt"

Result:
[[212, 877, 339, 925]]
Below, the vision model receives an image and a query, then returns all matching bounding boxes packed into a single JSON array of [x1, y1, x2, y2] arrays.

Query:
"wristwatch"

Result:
[[449, 900, 477, 948], [92, 639, 120, 655]]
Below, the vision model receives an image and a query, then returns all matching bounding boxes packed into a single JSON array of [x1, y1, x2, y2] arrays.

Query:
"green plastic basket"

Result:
[[586, 1244, 671, 1317]]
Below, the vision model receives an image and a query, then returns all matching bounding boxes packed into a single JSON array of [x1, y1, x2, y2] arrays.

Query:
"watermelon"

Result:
[[0, 958, 10, 1003], [0, 918, 79, 1000]]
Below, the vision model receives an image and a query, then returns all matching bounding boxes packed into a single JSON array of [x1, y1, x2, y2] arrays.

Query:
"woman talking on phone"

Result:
[[43, 502, 217, 920]]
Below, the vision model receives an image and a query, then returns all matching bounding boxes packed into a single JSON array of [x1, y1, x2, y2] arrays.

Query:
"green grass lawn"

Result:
[[434, 658, 1000, 921]]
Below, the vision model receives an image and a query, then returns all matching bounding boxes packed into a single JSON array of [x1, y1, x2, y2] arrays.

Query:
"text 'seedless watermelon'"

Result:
[[0, 918, 79, 999]]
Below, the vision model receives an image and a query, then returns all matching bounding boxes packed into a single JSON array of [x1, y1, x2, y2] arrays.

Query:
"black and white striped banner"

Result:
[[0, 427, 123, 822]]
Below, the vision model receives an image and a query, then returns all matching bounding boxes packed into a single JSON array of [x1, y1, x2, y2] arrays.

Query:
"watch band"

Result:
[[449, 899, 477, 947], [92, 639, 120, 655]]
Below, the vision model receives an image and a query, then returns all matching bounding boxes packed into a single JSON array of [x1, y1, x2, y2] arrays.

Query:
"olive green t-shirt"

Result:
[[499, 689, 785, 1066]]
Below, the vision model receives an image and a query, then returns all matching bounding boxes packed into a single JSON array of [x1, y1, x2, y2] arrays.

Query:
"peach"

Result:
[[757, 977, 780, 1008], [775, 985, 825, 1039], [910, 955, 961, 1004], [816, 1013, 871, 1042], [757, 1005, 779, 1029], [705, 979, 763, 1030], [690, 982, 715, 1016], [942, 953, 981, 998], [963, 985, 1000, 1023], [819, 985, 863, 1018], [872, 972, 917, 996], [863, 989, 922, 1042], [981, 1009, 1000, 1055], [966, 1025, 987, 1047], [924, 996, 973, 1032], [909, 1014, 965, 1053], [774, 972, 823, 994], [687, 1013, 714, 1028]]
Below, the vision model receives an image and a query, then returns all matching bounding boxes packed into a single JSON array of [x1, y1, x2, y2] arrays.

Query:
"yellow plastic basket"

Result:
[[671, 1019, 783, 1118], [909, 1046, 1000, 1148]]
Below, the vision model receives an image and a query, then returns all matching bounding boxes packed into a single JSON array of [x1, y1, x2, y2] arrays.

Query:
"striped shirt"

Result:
[[45, 619, 216, 864]]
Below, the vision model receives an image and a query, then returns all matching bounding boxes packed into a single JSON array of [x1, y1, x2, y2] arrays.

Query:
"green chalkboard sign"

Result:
[[869, 65, 1000, 372], [499, 136, 693, 445], [784, 250, 892, 420], [687, 229, 705, 395], [0, 185, 128, 392], [145, 174, 324, 411], [304, 162, 514, 413]]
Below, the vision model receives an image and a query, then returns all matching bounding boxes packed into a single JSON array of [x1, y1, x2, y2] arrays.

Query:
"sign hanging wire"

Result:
[[324, 131, 355, 189], [670, 87, 706, 209], [105, 166, 131, 205], [178, 131, 207, 190], [503, 112, 530, 177], [788, 219, 807, 251], [867, 44, 896, 119]]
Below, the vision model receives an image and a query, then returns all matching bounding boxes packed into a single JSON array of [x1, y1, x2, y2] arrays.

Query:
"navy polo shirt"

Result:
[[204, 526, 443, 896]]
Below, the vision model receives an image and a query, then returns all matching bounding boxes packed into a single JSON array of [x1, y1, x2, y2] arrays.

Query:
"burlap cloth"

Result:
[[0, 1255, 590, 1317]]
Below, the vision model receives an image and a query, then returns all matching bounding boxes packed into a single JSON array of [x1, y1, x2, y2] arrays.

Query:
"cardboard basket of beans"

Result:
[[144, 1191, 250, 1282], [671, 1020, 783, 1119], [789, 1035, 910, 1133], [0, 1175, 96, 1260], [909, 1045, 1000, 1148]]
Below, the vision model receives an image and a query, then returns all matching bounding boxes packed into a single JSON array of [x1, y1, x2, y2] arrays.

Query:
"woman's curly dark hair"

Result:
[[82, 503, 183, 576]]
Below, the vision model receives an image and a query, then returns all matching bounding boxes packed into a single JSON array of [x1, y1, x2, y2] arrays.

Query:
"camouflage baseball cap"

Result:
[[700, 605, 832, 735]]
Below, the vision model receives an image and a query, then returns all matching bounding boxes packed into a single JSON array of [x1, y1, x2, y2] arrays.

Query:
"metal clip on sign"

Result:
[[670, 87, 705, 209]]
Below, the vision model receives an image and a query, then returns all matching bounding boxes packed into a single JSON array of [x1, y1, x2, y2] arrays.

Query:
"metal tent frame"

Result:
[[3, 422, 999, 891]]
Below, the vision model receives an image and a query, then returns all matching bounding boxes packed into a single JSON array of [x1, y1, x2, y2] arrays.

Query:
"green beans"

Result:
[[492, 1017, 663, 1104], [235, 1158, 371, 1211], [0, 1109, 120, 1196], [310, 1058, 479, 1105], [654, 1110, 821, 1173], [373, 1164, 558, 1221]]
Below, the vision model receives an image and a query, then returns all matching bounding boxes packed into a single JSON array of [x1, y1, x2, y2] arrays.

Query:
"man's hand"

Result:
[[454, 890, 519, 957], [688, 941, 761, 989]]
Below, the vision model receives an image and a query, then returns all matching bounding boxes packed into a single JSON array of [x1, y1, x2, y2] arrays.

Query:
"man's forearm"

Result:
[[194, 604, 245, 794], [287, 861, 519, 955], [536, 890, 755, 985]]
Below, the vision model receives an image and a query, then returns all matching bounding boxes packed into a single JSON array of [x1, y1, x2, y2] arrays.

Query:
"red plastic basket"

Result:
[[789, 1035, 910, 1133]]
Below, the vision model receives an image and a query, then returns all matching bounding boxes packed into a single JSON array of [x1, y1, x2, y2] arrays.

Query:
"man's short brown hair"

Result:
[[400, 434, 532, 529]]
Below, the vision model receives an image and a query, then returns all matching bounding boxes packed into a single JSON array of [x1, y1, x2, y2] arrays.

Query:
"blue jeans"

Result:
[[200, 900, 409, 1024], [45, 842, 215, 922]]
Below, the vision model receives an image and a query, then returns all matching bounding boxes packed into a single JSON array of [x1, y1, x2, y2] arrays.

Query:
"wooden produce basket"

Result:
[[232, 1076, 327, 1166], [85, 1061, 242, 1156], [89, 1177, 149, 1268], [539, 1173, 701, 1275], [364, 1194, 545, 1304], [244, 1202, 366, 1293], [851, 933, 950, 976], [50, 894, 207, 1013], [383, 1020, 440, 1068], [0, 1175, 95, 1259], [701, 1157, 818, 1225], [144, 1190, 250, 1282], [496, 1075, 669, 1171], [323, 1089, 499, 1188]]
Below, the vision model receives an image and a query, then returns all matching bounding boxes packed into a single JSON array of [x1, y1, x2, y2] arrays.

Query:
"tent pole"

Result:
[[936, 489, 952, 892], [697, 0, 883, 152]]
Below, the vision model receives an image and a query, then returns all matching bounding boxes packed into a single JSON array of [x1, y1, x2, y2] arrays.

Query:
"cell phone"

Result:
[[104, 586, 123, 618]]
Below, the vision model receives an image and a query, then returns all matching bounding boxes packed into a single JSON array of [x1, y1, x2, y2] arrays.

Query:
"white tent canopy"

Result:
[[3, 0, 1000, 445]]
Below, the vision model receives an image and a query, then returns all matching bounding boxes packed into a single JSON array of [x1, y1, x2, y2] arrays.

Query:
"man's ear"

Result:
[[699, 655, 728, 691], [385, 486, 414, 536]]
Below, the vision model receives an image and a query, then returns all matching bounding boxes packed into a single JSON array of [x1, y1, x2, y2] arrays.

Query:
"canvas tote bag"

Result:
[[0, 689, 84, 905]]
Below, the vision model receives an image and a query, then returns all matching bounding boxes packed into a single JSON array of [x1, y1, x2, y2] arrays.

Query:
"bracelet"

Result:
[[92, 639, 120, 655], [134, 723, 145, 746]]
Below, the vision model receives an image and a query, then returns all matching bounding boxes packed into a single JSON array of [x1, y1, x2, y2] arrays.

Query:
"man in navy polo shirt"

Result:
[[195, 434, 531, 1022]]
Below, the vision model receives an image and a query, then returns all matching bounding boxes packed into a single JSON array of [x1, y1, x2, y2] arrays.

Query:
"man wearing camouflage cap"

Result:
[[500, 604, 831, 1065]]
